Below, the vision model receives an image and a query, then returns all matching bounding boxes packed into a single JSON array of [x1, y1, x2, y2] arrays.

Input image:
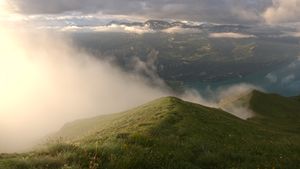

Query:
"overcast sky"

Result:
[[3, 0, 300, 25]]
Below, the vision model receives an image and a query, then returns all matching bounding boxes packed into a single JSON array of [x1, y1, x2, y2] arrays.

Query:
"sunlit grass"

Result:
[[1, 94, 300, 169]]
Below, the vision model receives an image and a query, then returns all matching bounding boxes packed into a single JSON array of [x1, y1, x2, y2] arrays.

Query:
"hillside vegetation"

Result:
[[249, 90, 300, 133], [1, 91, 300, 169]]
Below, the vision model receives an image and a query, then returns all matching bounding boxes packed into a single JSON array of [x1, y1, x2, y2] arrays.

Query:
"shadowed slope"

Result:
[[291, 95, 300, 102], [248, 90, 300, 133]]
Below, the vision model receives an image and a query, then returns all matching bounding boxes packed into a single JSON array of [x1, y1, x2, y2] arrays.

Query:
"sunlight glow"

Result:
[[0, 0, 24, 21], [0, 0, 8, 14], [0, 27, 46, 124]]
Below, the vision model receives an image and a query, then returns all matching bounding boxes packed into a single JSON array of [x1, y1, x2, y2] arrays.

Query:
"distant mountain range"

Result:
[[107, 19, 250, 32], [1, 90, 299, 168]]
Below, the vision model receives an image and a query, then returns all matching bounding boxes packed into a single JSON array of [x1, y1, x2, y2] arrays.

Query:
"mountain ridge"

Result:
[[51, 90, 300, 141], [106, 19, 249, 32], [1, 91, 300, 169]]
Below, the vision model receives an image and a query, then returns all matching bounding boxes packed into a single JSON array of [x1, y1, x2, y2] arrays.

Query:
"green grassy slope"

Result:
[[248, 90, 300, 133], [1, 96, 300, 169], [291, 95, 300, 102]]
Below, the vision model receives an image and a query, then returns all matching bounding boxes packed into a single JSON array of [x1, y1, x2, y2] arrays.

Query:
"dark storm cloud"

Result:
[[11, 0, 273, 23]]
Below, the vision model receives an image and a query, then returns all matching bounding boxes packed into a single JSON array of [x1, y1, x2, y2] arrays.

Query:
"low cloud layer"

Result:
[[162, 26, 202, 34], [60, 24, 154, 34], [0, 20, 210, 153], [218, 84, 260, 120], [266, 73, 278, 83], [59, 25, 202, 34], [0, 22, 165, 152], [209, 32, 256, 39]]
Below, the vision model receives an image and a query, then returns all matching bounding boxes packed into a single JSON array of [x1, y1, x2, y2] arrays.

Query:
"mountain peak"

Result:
[[144, 20, 172, 30]]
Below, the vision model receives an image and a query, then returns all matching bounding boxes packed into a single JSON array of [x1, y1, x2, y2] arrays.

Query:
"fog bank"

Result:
[[0, 21, 207, 153], [0, 20, 258, 153]]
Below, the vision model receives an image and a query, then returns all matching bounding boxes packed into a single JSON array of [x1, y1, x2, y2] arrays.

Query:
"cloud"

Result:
[[60, 24, 154, 34], [93, 24, 153, 34], [263, 0, 300, 24], [281, 74, 296, 84], [9, 0, 272, 24], [42, 22, 202, 34], [209, 32, 256, 39], [217, 84, 260, 120], [288, 31, 300, 37], [162, 26, 202, 34], [0, 20, 209, 153], [288, 62, 297, 69], [266, 73, 278, 83], [0, 22, 163, 152], [0, 21, 263, 152], [8, 0, 300, 25]]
